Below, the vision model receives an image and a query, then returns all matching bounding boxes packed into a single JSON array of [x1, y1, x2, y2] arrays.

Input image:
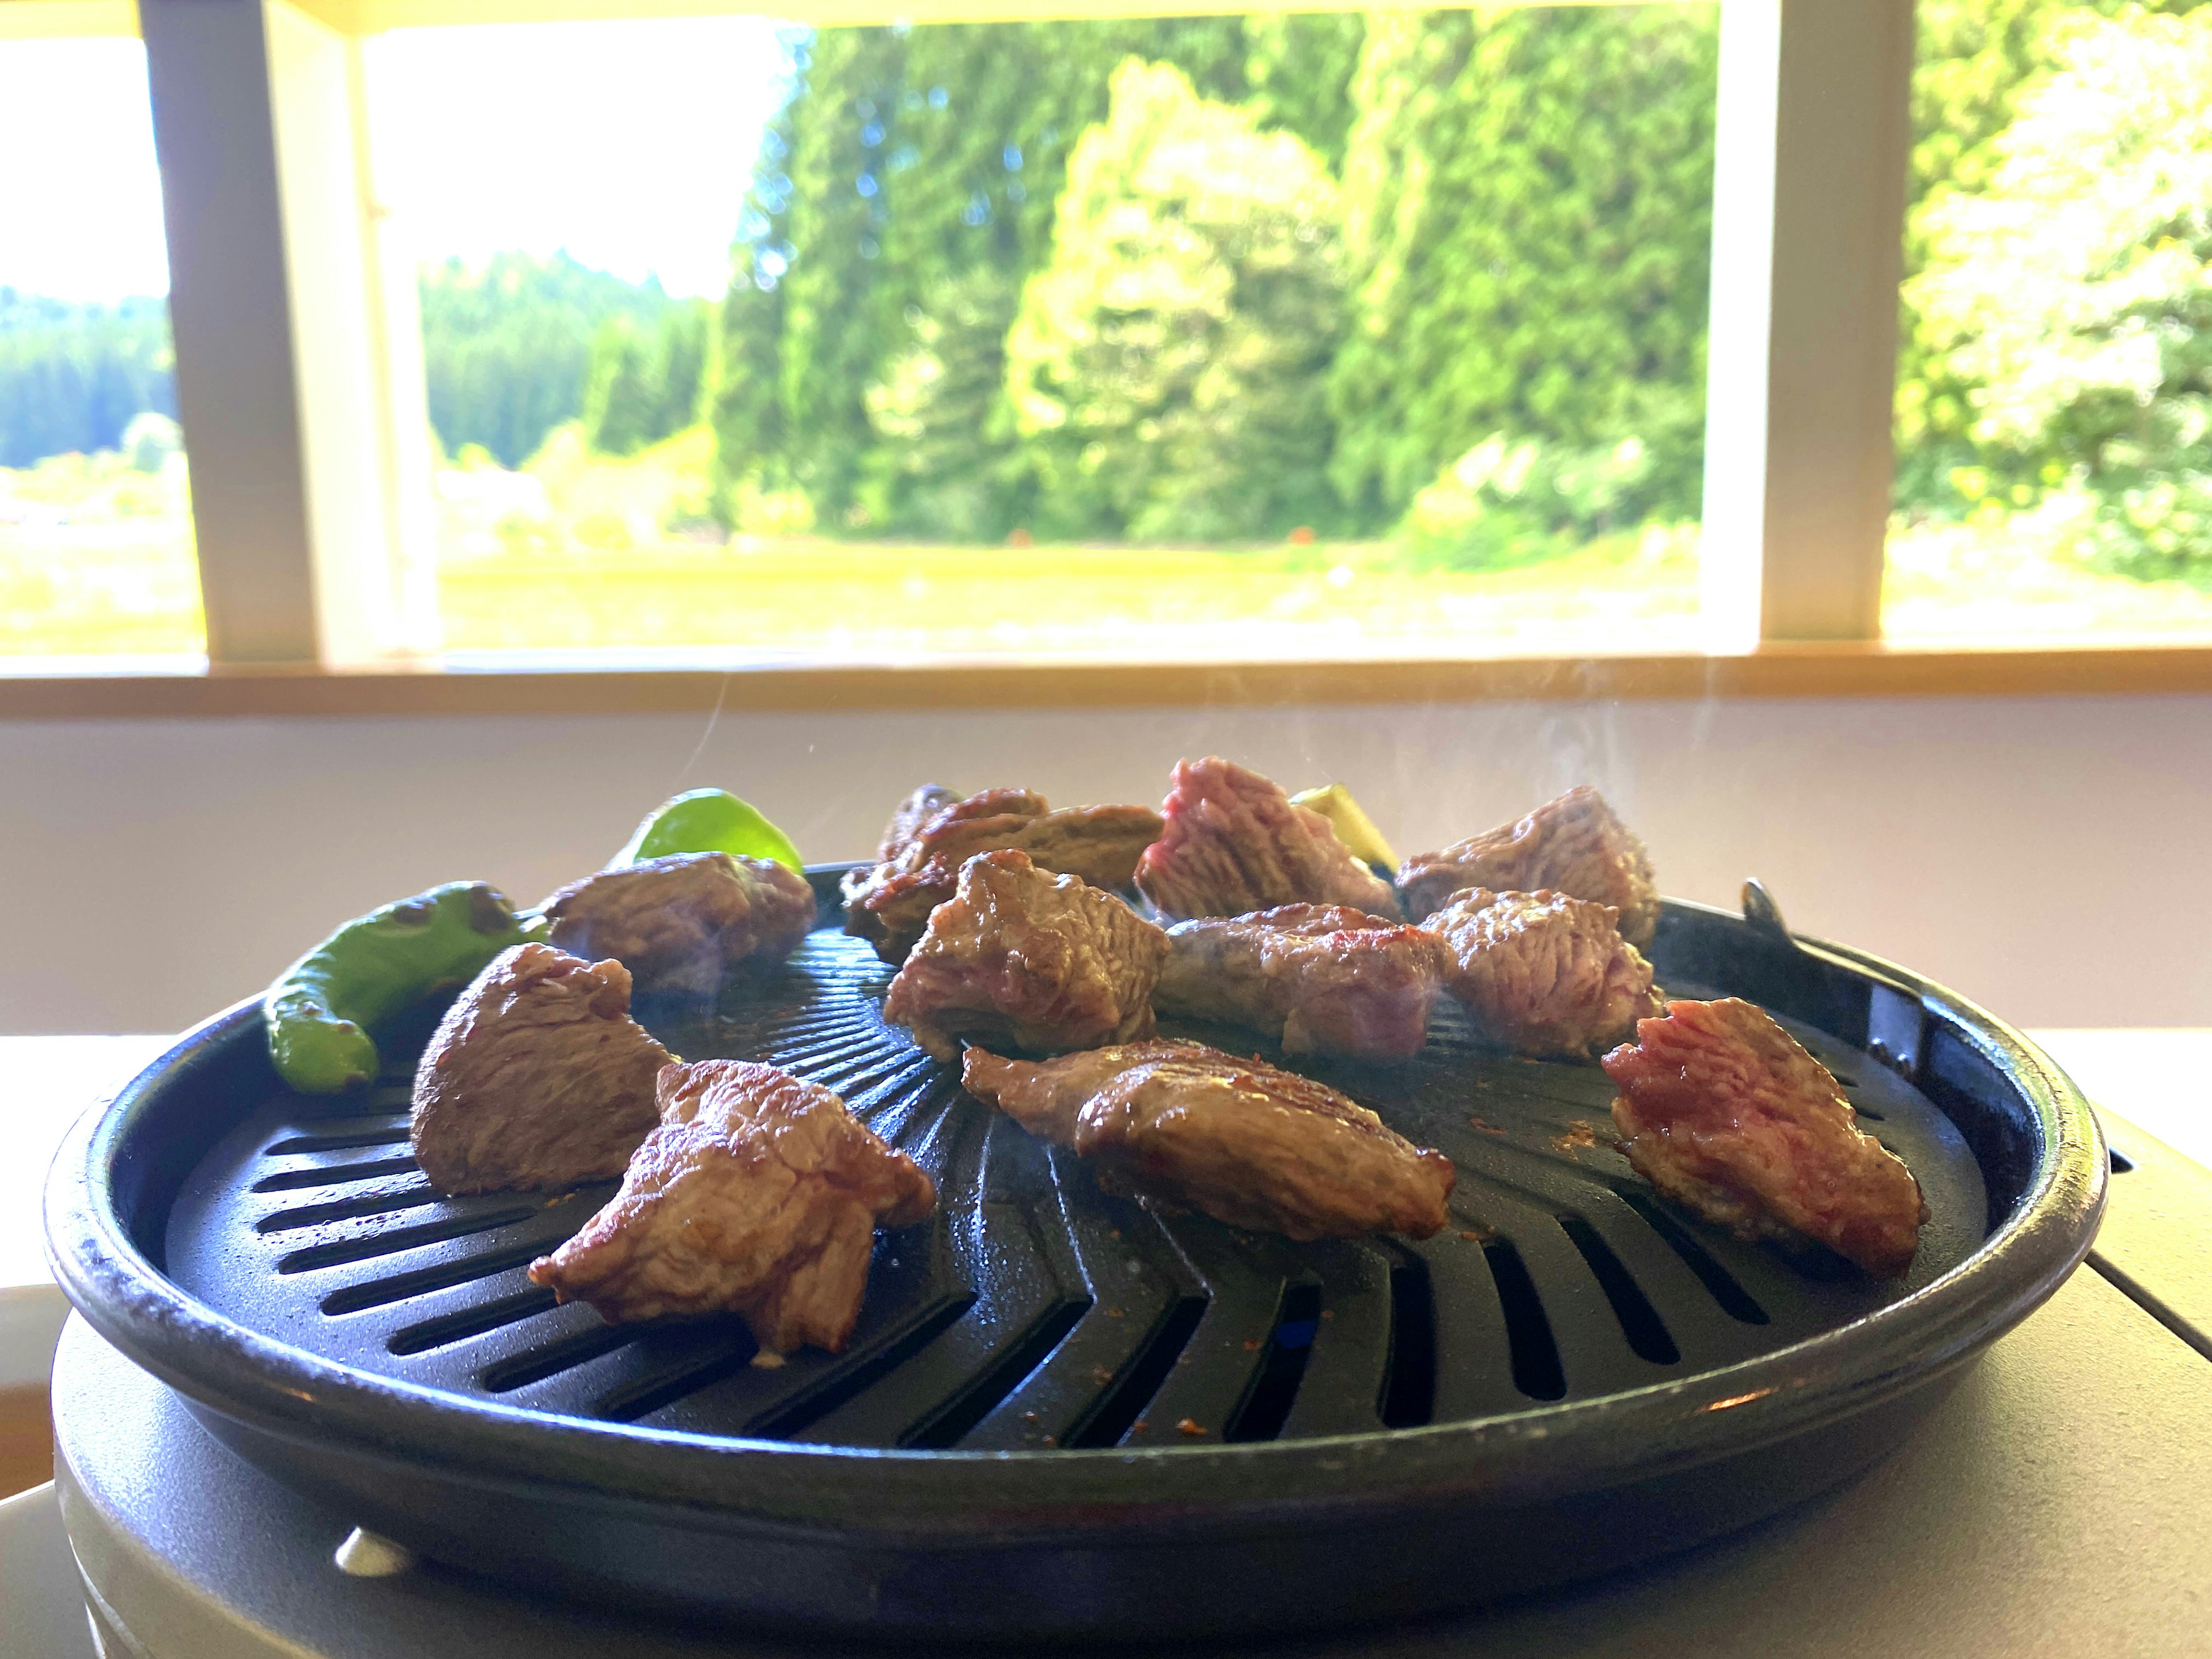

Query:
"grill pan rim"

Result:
[[42, 885, 2105, 1544]]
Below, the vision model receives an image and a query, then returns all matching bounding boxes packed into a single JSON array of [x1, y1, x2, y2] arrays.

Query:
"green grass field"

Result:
[[7, 435, 2212, 662]]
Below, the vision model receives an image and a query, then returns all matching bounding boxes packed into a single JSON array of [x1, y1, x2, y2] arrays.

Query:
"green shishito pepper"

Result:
[[266, 882, 526, 1094], [613, 789, 804, 873]]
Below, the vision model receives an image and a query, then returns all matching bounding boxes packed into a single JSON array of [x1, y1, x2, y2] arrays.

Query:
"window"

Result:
[[367, 7, 1718, 664], [1885, 0, 2212, 645], [0, 31, 201, 664], [9, 0, 2189, 700]]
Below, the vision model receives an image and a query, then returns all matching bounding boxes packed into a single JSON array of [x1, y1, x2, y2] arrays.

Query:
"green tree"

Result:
[[0, 291, 176, 468], [1909, 6, 2212, 575], [418, 252, 676, 467], [711, 17, 1302, 536], [1245, 13, 1366, 173], [1328, 7, 1719, 529], [582, 301, 713, 455], [1006, 60, 1346, 541], [1896, 0, 2212, 505]]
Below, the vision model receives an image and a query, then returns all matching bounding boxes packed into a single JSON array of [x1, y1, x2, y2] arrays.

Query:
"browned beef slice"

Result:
[[1133, 756, 1396, 923], [1154, 904, 1444, 1059], [882, 848, 1168, 1061], [1397, 786, 1658, 946], [844, 790, 1163, 964], [544, 851, 815, 995], [411, 943, 671, 1194], [1602, 998, 1927, 1277], [528, 1060, 935, 1351], [1429, 887, 1662, 1058], [961, 1038, 1455, 1242]]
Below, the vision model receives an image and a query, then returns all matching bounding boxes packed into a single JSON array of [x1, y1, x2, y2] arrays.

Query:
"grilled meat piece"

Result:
[[411, 943, 673, 1194], [962, 1039, 1455, 1241], [876, 783, 963, 861], [544, 851, 816, 996], [1134, 757, 1398, 923], [883, 849, 1169, 1062], [843, 789, 1163, 963], [1397, 786, 1658, 946], [529, 1060, 935, 1351], [1429, 887, 1662, 1058], [1154, 904, 1445, 1060], [1603, 998, 1927, 1277]]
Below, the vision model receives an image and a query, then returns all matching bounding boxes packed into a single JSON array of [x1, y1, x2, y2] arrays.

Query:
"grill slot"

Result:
[[252, 1155, 420, 1193], [1613, 1187, 1771, 1325], [1558, 1213, 1679, 1366], [1067, 1294, 1209, 1448], [481, 1320, 638, 1393], [277, 1205, 539, 1274], [264, 1127, 411, 1157], [1378, 1252, 1437, 1429], [319, 1234, 566, 1315], [387, 1285, 557, 1355], [902, 1297, 1093, 1449], [1224, 1283, 1322, 1442], [256, 1182, 442, 1233], [1482, 1238, 1566, 1402], [738, 1293, 980, 1440]]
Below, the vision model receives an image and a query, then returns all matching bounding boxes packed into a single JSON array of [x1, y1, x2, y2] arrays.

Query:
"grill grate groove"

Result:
[[156, 916, 1988, 1454]]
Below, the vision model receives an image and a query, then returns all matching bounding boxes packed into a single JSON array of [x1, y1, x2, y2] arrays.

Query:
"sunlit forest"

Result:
[[8, 0, 2212, 657]]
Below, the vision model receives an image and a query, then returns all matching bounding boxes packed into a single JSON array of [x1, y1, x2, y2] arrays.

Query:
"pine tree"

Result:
[[711, 17, 1275, 536], [1328, 7, 1719, 527]]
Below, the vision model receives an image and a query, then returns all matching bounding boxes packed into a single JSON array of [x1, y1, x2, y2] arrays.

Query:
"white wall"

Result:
[[3, 692, 2208, 1035]]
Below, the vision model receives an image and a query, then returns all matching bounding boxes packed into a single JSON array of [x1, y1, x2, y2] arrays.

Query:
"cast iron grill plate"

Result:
[[46, 871, 2104, 1641], [163, 936, 1983, 1452]]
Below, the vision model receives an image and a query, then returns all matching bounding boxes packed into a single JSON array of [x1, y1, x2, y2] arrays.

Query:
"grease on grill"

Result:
[[154, 923, 1987, 1455]]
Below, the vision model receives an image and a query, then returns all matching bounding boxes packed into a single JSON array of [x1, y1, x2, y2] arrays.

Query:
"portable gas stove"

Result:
[[33, 874, 2118, 1650]]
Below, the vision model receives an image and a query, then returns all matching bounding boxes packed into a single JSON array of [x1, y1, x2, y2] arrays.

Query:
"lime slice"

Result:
[[1290, 783, 1399, 869], [615, 789, 805, 873]]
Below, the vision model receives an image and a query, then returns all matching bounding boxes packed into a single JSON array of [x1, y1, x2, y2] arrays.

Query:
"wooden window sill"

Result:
[[2, 642, 2211, 719]]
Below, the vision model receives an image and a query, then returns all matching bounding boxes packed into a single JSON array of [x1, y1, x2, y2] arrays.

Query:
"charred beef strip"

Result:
[[962, 1038, 1455, 1242], [529, 1060, 935, 1352], [411, 943, 672, 1195], [1429, 887, 1662, 1058], [1397, 786, 1658, 947], [1134, 756, 1397, 923], [1603, 998, 1927, 1277], [883, 849, 1168, 1062], [876, 783, 963, 862], [843, 788, 1162, 964], [544, 851, 815, 997], [1154, 904, 1444, 1060]]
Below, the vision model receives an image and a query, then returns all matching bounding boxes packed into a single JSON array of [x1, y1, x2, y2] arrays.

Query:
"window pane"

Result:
[[1887, 1, 2212, 644], [372, 7, 1718, 665], [0, 36, 203, 664]]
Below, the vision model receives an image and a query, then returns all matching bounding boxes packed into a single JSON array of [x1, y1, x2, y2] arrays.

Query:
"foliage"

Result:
[[712, 16, 1316, 536], [0, 291, 176, 469], [1006, 60, 1347, 541], [1245, 13, 1367, 174], [419, 252, 677, 467], [1910, 6, 2212, 577], [582, 301, 713, 456], [1395, 434, 1668, 571], [1327, 7, 1718, 531]]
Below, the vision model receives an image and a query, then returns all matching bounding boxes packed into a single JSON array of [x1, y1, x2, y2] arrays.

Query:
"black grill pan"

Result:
[[44, 869, 2104, 1642]]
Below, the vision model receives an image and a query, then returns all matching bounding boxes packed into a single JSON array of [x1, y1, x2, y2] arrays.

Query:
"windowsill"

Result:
[[2, 638, 2211, 718]]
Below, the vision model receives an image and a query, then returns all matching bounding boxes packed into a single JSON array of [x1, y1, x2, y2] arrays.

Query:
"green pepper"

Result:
[[266, 882, 527, 1094], [613, 789, 804, 873]]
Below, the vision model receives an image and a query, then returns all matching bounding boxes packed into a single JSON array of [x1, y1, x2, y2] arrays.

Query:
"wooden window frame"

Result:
[[7, 0, 2210, 717]]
